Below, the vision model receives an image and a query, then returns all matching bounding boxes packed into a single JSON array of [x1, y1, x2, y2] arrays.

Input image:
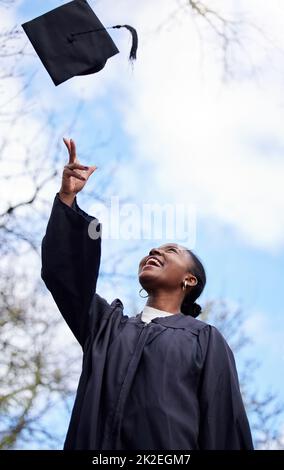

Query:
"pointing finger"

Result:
[[63, 137, 71, 156], [70, 139, 76, 164]]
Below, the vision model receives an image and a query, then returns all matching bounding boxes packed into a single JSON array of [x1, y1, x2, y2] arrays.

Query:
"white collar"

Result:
[[141, 305, 175, 324]]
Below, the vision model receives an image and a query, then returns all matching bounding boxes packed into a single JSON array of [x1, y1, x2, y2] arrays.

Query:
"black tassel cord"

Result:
[[112, 25, 138, 61], [68, 25, 138, 61]]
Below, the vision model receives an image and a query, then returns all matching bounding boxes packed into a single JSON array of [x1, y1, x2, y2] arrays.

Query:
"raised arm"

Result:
[[41, 138, 99, 347]]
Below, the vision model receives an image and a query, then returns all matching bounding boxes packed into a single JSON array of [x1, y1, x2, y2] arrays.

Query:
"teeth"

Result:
[[146, 258, 161, 267]]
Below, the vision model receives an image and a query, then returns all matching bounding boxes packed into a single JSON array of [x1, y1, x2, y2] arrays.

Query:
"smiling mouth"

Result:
[[142, 257, 163, 269]]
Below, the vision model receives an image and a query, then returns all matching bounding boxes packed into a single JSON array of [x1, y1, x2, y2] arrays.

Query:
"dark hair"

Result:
[[181, 250, 206, 318]]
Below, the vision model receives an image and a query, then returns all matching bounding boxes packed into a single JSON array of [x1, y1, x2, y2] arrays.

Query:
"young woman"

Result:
[[41, 138, 253, 450]]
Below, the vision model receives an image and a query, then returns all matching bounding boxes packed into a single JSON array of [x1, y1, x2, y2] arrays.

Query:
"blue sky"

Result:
[[2, 0, 284, 448]]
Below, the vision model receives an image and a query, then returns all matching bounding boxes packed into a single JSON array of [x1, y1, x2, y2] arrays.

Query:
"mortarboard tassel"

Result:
[[68, 25, 138, 62], [112, 25, 138, 61]]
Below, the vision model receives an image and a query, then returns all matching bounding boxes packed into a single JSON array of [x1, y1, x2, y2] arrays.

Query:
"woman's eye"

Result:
[[168, 248, 177, 252]]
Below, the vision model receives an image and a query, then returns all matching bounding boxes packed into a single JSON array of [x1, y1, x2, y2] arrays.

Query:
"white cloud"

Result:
[[6, 0, 284, 252], [84, 0, 284, 252]]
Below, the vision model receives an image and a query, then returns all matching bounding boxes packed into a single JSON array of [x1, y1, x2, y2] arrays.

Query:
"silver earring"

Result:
[[182, 280, 188, 291], [139, 288, 149, 298]]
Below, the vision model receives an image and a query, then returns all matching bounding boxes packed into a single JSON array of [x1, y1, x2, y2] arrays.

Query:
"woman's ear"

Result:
[[185, 274, 198, 287]]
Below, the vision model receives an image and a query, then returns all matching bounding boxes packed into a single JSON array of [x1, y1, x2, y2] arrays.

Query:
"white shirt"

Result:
[[141, 305, 175, 324]]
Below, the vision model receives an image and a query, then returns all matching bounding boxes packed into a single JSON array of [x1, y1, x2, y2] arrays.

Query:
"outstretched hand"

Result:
[[59, 138, 97, 206]]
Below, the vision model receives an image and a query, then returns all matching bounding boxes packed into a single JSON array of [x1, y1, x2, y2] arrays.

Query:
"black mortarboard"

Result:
[[22, 0, 138, 86]]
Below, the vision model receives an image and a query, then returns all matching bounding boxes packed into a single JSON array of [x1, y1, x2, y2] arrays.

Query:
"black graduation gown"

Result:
[[41, 193, 254, 450]]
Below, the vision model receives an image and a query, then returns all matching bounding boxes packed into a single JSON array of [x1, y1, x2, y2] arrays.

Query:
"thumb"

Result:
[[88, 165, 98, 176]]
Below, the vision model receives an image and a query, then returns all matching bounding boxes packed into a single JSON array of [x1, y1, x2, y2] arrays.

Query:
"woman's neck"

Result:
[[146, 290, 182, 314]]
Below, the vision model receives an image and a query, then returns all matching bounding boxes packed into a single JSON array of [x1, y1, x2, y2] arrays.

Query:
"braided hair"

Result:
[[181, 250, 206, 318]]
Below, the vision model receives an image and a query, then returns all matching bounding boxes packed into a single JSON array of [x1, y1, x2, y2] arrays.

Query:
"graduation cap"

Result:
[[22, 0, 138, 86]]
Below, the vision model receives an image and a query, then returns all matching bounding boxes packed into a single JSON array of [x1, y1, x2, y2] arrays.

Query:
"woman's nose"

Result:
[[149, 247, 163, 256]]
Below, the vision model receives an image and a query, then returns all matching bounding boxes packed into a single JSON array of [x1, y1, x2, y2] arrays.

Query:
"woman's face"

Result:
[[138, 243, 194, 293]]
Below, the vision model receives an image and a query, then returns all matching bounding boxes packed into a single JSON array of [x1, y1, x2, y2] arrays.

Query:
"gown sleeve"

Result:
[[41, 193, 101, 347], [198, 325, 254, 450]]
